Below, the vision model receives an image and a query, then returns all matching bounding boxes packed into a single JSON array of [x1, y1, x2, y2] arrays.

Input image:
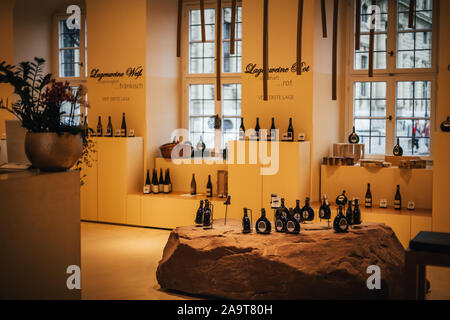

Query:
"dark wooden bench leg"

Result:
[[417, 265, 426, 300], [405, 250, 417, 300]]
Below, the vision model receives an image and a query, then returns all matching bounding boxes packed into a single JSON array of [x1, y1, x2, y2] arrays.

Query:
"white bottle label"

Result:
[[380, 199, 388, 208], [407, 201, 415, 210], [143, 185, 150, 194], [286, 221, 295, 233], [257, 221, 267, 233]]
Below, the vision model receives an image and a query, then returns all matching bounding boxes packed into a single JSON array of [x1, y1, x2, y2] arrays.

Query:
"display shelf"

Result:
[[80, 137, 144, 224], [154, 157, 227, 195], [227, 140, 311, 220], [140, 191, 224, 203], [432, 132, 450, 232], [321, 164, 433, 210]]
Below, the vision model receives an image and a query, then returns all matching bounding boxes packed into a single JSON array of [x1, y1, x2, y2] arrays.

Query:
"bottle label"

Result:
[[380, 199, 388, 208], [286, 221, 296, 233], [302, 211, 309, 220], [257, 221, 267, 233], [365, 198, 372, 207], [207, 187, 212, 196], [121, 129, 126, 137], [394, 200, 401, 208], [275, 219, 284, 232], [319, 209, 325, 218], [152, 185, 159, 193], [143, 185, 150, 194], [163, 185, 169, 193], [239, 130, 245, 141]]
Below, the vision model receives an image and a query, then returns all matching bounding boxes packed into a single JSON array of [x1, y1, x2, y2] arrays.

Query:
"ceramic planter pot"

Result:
[[25, 132, 83, 171]]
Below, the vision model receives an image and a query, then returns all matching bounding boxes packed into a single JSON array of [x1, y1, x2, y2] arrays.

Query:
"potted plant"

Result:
[[0, 57, 93, 172]]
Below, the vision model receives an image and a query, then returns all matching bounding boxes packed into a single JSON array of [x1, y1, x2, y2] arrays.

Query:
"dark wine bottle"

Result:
[[393, 138, 403, 156], [301, 197, 315, 221], [280, 198, 289, 217], [287, 117, 294, 142], [365, 183, 372, 208], [346, 199, 353, 226], [151, 168, 159, 194], [293, 200, 303, 222], [441, 116, 450, 132], [206, 174, 213, 198], [158, 168, 164, 193], [97, 116, 103, 137], [190, 174, 197, 195], [255, 117, 261, 141], [255, 208, 271, 234], [163, 169, 170, 194], [242, 208, 252, 233], [197, 136, 206, 157], [394, 185, 402, 210], [336, 190, 348, 207], [106, 116, 113, 137], [319, 195, 331, 220], [275, 207, 287, 233], [239, 117, 246, 140], [333, 205, 349, 233], [348, 126, 360, 144], [203, 199, 212, 228], [195, 200, 204, 226], [286, 208, 301, 234], [269, 117, 276, 141], [353, 199, 362, 225], [121, 112, 127, 137], [143, 169, 151, 194]]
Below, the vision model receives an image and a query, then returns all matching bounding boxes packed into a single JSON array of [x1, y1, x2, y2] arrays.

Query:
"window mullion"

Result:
[[386, 78, 396, 154]]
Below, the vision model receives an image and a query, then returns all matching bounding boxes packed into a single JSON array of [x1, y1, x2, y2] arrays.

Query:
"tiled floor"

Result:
[[81, 221, 450, 300]]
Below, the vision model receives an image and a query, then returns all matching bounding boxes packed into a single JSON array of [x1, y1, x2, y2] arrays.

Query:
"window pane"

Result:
[[189, 84, 215, 149], [222, 84, 242, 147], [189, 9, 215, 74], [354, 81, 387, 154], [396, 81, 431, 156], [60, 49, 80, 77], [355, 34, 387, 70], [59, 20, 80, 48], [223, 6, 242, 73], [397, 0, 433, 69]]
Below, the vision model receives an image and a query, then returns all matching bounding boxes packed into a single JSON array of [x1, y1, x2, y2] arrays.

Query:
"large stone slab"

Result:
[[157, 219, 405, 299]]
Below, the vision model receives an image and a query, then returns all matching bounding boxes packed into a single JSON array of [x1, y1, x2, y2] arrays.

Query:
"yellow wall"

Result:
[[437, 0, 450, 125], [146, 0, 180, 170], [86, 0, 147, 140], [241, 0, 345, 201], [0, 0, 15, 137]]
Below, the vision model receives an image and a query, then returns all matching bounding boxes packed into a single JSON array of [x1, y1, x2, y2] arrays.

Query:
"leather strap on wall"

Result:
[[355, 0, 361, 50], [321, 0, 327, 38], [368, 0, 376, 77], [297, 0, 304, 75], [216, 0, 222, 101], [230, 0, 237, 54], [332, 0, 338, 100], [177, 0, 182, 57], [263, 0, 269, 101], [200, 0, 206, 42], [408, 0, 416, 29]]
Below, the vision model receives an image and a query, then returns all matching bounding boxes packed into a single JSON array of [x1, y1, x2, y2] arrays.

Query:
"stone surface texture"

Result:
[[157, 219, 405, 300]]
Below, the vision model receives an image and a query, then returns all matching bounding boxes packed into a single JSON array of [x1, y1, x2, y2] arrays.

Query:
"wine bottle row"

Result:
[[143, 168, 172, 194], [190, 174, 213, 198], [93, 113, 135, 137], [238, 117, 304, 142], [363, 183, 408, 210], [194, 199, 213, 229], [348, 126, 405, 156]]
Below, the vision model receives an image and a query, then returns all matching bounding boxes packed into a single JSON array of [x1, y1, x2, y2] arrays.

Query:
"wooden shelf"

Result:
[[138, 191, 225, 203]]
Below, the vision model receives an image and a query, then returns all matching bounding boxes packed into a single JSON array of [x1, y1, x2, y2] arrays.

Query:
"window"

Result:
[[347, 0, 437, 157], [184, 2, 242, 152], [53, 11, 87, 126]]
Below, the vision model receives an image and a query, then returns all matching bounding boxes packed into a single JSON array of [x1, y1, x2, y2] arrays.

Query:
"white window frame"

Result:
[[182, 0, 242, 151], [52, 11, 87, 124], [344, 0, 439, 159]]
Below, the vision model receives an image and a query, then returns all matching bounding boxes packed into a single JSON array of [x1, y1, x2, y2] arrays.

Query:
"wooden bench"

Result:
[[405, 231, 450, 300]]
